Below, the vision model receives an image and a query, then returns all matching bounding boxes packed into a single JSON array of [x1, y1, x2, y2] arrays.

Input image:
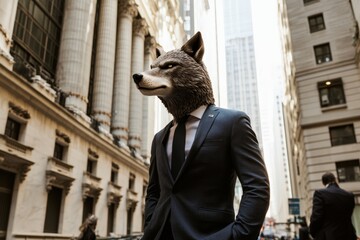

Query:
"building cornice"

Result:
[[301, 109, 360, 129], [294, 59, 357, 79]]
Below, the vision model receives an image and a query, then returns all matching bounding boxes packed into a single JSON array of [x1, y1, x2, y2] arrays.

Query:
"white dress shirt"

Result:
[[166, 105, 207, 167]]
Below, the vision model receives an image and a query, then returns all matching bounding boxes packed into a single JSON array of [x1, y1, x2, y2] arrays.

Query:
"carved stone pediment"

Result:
[[107, 182, 122, 207], [82, 172, 102, 200], [55, 129, 70, 145], [126, 189, 138, 211], [8, 102, 31, 120], [46, 157, 74, 194]]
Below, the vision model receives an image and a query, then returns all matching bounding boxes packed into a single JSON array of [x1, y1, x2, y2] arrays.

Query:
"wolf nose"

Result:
[[133, 73, 143, 84]]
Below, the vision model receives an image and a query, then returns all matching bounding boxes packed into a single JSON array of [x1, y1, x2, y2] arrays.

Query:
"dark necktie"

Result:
[[171, 116, 188, 179]]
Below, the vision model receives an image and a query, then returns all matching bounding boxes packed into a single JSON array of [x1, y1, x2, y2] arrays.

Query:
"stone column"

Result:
[[111, 0, 138, 149], [141, 36, 156, 162], [0, 0, 18, 69], [91, 0, 118, 133], [56, 0, 97, 121], [128, 18, 148, 158]]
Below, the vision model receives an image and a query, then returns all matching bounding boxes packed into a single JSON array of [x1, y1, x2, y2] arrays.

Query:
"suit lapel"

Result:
[[160, 121, 174, 181], [174, 105, 219, 182]]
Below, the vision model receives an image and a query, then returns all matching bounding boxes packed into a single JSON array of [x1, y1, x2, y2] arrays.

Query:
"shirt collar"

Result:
[[173, 105, 207, 124], [189, 105, 207, 120], [325, 182, 338, 188]]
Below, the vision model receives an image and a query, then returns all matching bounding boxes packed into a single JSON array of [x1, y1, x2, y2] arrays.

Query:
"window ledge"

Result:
[[82, 172, 102, 200], [304, 0, 320, 6], [108, 181, 121, 192], [46, 157, 75, 194], [107, 182, 123, 206], [321, 103, 347, 112], [126, 189, 138, 211], [0, 134, 33, 154]]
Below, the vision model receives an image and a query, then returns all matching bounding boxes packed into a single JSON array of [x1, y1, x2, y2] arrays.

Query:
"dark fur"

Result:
[[134, 32, 215, 121], [155, 51, 214, 120]]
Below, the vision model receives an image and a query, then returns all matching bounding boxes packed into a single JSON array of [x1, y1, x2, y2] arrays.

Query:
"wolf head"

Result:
[[133, 32, 215, 121]]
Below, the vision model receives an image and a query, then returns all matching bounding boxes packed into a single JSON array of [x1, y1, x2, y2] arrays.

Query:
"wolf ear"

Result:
[[156, 47, 165, 58], [181, 31, 204, 62]]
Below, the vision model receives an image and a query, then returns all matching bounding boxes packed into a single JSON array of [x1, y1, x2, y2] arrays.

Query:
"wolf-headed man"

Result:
[[133, 32, 270, 240]]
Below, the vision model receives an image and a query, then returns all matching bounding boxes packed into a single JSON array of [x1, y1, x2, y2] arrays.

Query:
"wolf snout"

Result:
[[133, 73, 143, 84]]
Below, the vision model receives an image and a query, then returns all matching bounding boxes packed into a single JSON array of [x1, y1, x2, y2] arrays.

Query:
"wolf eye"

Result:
[[164, 63, 176, 69], [159, 63, 176, 69]]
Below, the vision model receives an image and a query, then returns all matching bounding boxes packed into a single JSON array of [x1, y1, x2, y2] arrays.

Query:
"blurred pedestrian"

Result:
[[77, 215, 97, 240], [309, 172, 357, 240], [299, 216, 310, 240]]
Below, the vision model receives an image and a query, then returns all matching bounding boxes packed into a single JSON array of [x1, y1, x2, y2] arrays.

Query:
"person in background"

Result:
[[78, 215, 97, 240], [309, 172, 357, 240], [299, 216, 310, 240]]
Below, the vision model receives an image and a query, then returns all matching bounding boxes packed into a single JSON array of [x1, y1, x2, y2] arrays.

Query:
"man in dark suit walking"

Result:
[[133, 32, 270, 240], [309, 172, 357, 240]]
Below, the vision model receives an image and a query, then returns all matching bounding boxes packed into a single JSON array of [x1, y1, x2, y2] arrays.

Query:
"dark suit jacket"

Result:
[[309, 183, 357, 240], [142, 105, 270, 240]]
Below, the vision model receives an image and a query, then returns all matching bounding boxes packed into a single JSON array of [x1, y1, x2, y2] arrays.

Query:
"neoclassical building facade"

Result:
[[279, 0, 360, 234], [0, 0, 185, 239]]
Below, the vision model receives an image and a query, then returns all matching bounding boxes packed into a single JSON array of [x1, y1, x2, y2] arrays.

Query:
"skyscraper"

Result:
[[223, 0, 262, 146], [180, 0, 227, 107]]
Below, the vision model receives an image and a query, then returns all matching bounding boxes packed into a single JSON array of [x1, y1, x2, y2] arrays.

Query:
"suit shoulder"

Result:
[[216, 107, 249, 118], [313, 189, 325, 197], [338, 187, 355, 197]]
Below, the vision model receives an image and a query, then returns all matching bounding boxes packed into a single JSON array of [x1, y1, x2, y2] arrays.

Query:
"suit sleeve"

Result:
[[143, 135, 160, 230], [231, 115, 270, 240], [309, 190, 324, 238]]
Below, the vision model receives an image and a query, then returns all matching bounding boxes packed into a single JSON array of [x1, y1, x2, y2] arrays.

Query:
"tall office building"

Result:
[[223, 0, 293, 225], [179, 0, 227, 107], [222, 0, 264, 217], [251, 0, 292, 224], [279, 0, 360, 234], [223, 0, 262, 146], [0, 0, 185, 239]]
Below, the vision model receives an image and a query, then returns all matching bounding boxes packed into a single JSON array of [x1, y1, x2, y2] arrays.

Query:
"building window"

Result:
[[308, 13, 325, 33], [317, 78, 346, 107], [82, 197, 94, 223], [314, 43, 332, 64], [87, 159, 97, 175], [111, 163, 119, 184], [129, 173, 135, 191], [0, 169, 16, 240], [304, 0, 318, 4], [5, 118, 21, 140], [127, 209, 133, 235], [142, 181, 148, 196], [53, 142, 65, 160], [107, 203, 116, 235], [336, 159, 360, 182], [44, 186, 63, 233], [329, 124, 356, 146], [11, 0, 65, 80]]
